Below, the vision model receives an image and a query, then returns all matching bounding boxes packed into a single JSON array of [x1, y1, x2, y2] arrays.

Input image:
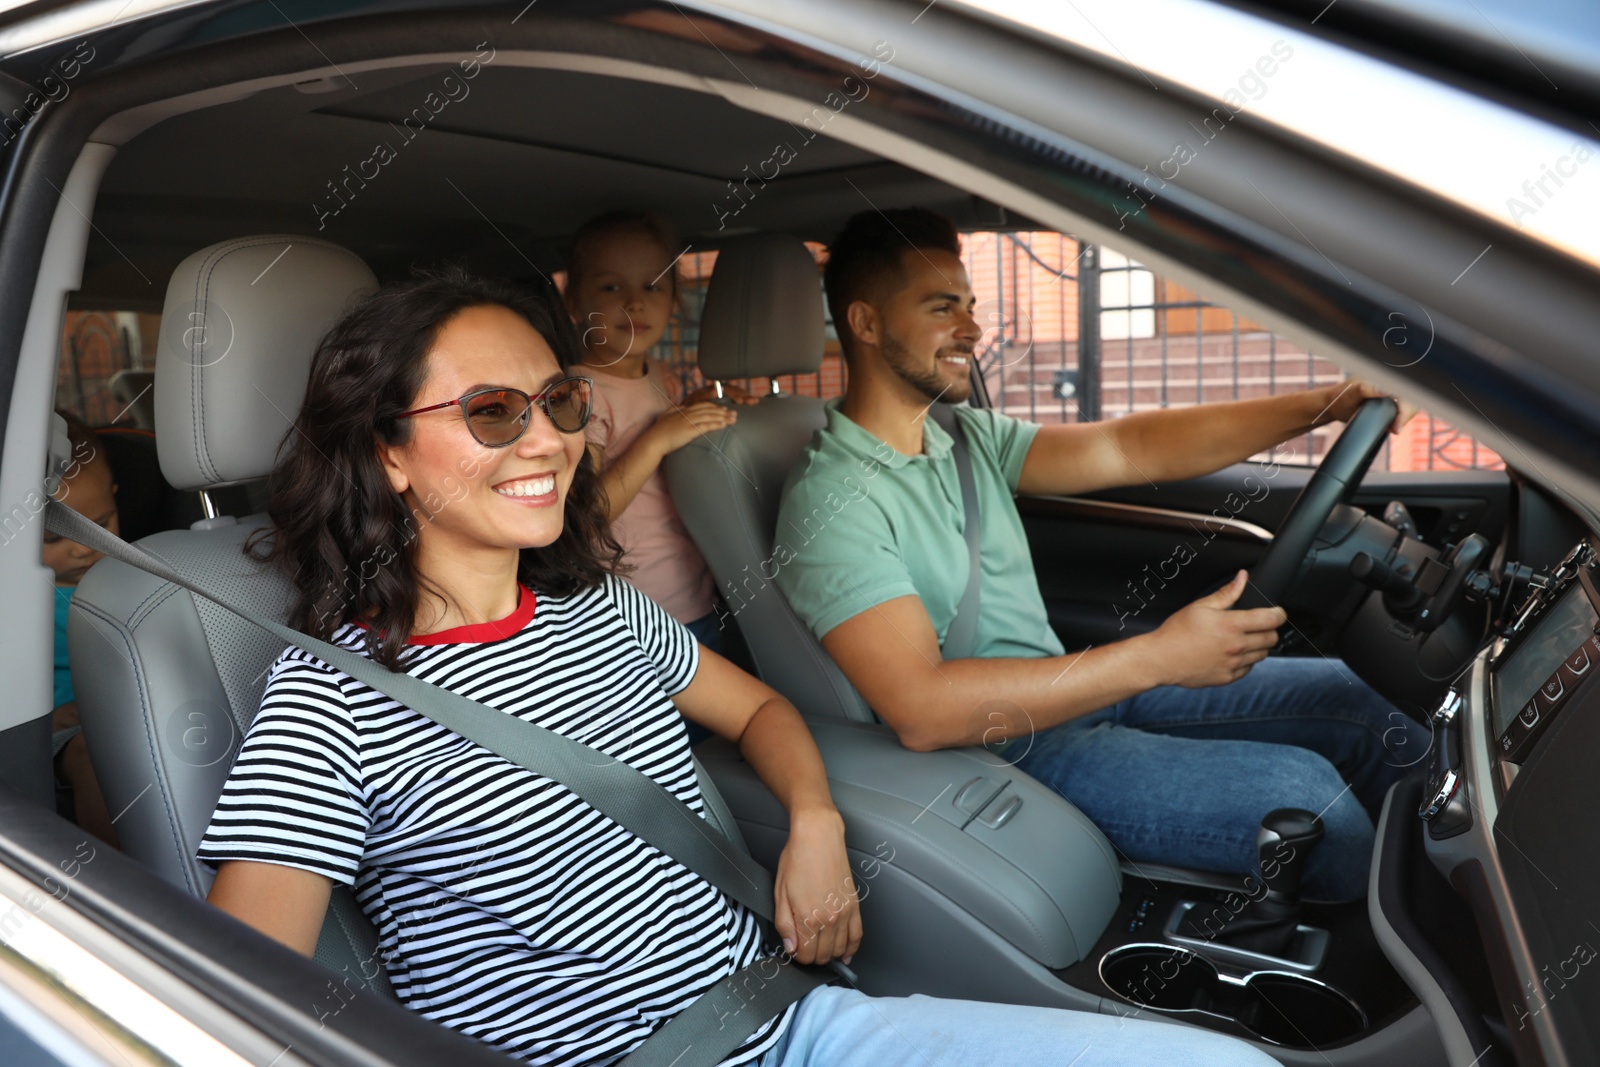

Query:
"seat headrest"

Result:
[[154, 236, 377, 491], [697, 233, 824, 381]]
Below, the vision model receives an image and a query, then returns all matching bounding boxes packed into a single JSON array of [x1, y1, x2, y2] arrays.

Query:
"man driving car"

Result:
[[775, 208, 1429, 902]]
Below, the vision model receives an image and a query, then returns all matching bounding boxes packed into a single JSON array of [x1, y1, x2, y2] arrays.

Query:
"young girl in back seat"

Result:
[[563, 211, 753, 657]]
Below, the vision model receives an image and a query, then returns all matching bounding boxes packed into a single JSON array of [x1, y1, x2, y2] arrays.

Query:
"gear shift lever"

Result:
[[1176, 808, 1324, 956], [1257, 808, 1324, 904]]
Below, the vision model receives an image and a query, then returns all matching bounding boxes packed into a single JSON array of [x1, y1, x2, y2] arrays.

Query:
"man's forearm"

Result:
[[888, 638, 1162, 751], [1117, 385, 1334, 484]]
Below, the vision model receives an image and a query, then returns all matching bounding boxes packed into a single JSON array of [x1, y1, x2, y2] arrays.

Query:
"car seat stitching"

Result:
[[329, 896, 385, 993], [73, 598, 197, 895], [195, 239, 263, 485], [129, 584, 183, 630], [158, 578, 259, 851], [191, 242, 234, 486], [129, 575, 178, 624], [191, 236, 349, 487], [753, 476, 871, 719], [197, 240, 272, 484], [125, 541, 192, 623], [334, 895, 366, 979]]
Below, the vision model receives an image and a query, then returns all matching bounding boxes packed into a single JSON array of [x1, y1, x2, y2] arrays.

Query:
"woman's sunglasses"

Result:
[[395, 376, 594, 447]]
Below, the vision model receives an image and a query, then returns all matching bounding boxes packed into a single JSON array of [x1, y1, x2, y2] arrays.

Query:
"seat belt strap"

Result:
[[619, 955, 821, 1067], [44, 499, 833, 1063], [930, 405, 982, 661]]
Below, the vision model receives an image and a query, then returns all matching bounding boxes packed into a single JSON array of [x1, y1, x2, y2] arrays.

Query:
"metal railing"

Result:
[[654, 233, 1501, 474]]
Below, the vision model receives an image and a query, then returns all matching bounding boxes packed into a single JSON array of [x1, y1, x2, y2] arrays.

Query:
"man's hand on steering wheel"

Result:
[[1312, 380, 1417, 434], [1236, 391, 1411, 611], [1143, 571, 1289, 688]]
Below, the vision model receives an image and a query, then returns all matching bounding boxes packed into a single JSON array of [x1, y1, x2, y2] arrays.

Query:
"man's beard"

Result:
[[881, 329, 972, 405]]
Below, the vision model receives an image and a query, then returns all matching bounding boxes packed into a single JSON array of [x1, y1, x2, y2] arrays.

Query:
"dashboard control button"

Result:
[[1519, 701, 1540, 727], [1560, 660, 1591, 693], [1566, 646, 1592, 675], [1539, 675, 1565, 707]]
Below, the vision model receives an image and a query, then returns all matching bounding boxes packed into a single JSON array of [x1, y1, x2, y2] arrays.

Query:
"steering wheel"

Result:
[[1235, 397, 1398, 610]]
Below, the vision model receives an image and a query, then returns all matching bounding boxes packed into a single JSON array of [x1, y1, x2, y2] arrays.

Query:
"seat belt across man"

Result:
[[929, 404, 981, 661]]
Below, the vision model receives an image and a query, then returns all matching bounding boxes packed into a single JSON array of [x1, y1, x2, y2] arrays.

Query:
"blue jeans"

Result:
[[1013, 656, 1428, 902], [760, 986, 1276, 1067]]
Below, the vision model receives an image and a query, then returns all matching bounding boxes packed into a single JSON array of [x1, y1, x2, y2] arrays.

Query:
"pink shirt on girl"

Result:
[[584, 359, 717, 623]]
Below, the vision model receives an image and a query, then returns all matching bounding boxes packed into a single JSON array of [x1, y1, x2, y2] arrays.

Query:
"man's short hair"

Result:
[[823, 208, 960, 359]]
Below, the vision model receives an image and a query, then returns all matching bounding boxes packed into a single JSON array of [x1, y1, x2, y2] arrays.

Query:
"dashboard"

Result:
[[1490, 544, 1600, 762], [1417, 539, 1600, 1066]]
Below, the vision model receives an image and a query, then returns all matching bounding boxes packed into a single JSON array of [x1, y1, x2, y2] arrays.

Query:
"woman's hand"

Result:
[[772, 807, 860, 966], [671, 657, 859, 964]]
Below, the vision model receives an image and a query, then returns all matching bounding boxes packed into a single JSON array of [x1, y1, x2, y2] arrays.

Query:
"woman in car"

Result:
[[197, 268, 1274, 1067]]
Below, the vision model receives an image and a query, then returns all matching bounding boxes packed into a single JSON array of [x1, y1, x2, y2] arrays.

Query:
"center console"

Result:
[[1409, 536, 1600, 1065], [1418, 538, 1599, 843], [1487, 541, 1597, 762], [1060, 853, 1417, 1056]]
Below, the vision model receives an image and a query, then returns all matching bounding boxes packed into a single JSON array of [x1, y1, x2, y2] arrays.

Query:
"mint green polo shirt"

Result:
[[774, 399, 1066, 660]]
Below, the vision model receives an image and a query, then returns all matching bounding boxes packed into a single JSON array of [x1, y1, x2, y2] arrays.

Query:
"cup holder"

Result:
[[1098, 944, 1366, 1049]]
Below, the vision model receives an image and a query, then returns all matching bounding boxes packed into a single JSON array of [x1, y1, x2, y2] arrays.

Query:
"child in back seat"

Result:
[[563, 211, 754, 659], [44, 409, 120, 846]]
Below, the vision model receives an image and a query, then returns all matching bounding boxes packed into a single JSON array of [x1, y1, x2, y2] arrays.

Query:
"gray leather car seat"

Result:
[[664, 241, 1125, 994], [663, 234, 875, 722], [67, 235, 751, 995]]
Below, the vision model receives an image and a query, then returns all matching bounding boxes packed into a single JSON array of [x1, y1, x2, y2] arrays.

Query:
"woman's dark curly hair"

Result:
[[252, 266, 621, 670]]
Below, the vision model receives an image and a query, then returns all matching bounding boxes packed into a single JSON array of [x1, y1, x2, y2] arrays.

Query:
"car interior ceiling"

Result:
[[80, 63, 1017, 305]]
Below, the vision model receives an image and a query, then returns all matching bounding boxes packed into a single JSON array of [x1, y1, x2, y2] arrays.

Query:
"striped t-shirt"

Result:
[[198, 577, 791, 1066]]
